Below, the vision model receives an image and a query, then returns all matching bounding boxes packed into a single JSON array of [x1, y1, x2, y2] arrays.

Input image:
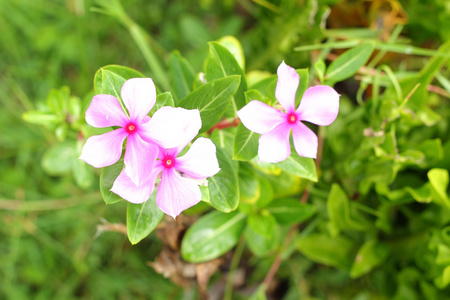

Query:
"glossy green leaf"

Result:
[[276, 151, 317, 182], [248, 211, 276, 238], [217, 36, 245, 71], [178, 75, 240, 133], [149, 92, 174, 116], [209, 145, 239, 212], [428, 168, 450, 208], [168, 50, 195, 103], [127, 190, 164, 245], [233, 123, 259, 161], [210, 127, 236, 158], [246, 220, 280, 257], [435, 265, 450, 289], [297, 234, 355, 270], [350, 240, 389, 278], [205, 42, 247, 114], [294, 69, 309, 108], [267, 198, 316, 225], [181, 211, 246, 263], [327, 184, 367, 235], [100, 160, 124, 205], [249, 284, 267, 300], [244, 89, 264, 103], [325, 43, 374, 83], [238, 162, 260, 204], [93, 65, 146, 103]]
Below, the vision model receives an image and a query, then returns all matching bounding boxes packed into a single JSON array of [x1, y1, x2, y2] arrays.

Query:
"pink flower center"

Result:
[[162, 156, 176, 169], [287, 113, 298, 124], [125, 122, 138, 134]]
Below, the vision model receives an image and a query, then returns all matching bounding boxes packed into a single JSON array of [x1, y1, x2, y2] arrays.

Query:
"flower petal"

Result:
[[258, 123, 292, 163], [176, 137, 220, 179], [296, 85, 340, 126], [292, 122, 318, 158], [140, 107, 201, 150], [275, 61, 299, 113], [121, 78, 156, 123], [79, 129, 127, 168], [85, 94, 128, 128], [237, 100, 286, 135], [156, 168, 202, 219], [124, 133, 159, 186], [110, 168, 159, 204]]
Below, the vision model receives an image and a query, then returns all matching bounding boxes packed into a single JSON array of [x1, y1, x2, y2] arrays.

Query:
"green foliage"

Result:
[[4, 0, 450, 299]]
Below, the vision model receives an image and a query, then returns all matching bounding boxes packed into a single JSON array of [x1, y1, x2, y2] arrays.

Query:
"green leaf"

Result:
[[178, 75, 241, 133], [248, 284, 267, 300], [100, 160, 124, 205], [41, 142, 75, 176], [350, 240, 389, 278], [294, 69, 309, 108], [297, 234, 355, 270], [238, 162, 260, 204], [206, 42, 247, 114], [181, 211, 246, 263], [168, 50, 195, 103], [248, 212, 276, 238], [428, 168, 450, 208], [233, 123, 259, 161], [217, 36, 245, 71], [435, 265, 450, 289], [267, 198, 316, 225], [244, 89, 264, 103], [209, 145, 239, 212], [127, 190, 164, 245], [314, 59, 326, 83], [246, 220, 280, 257], [327, 184, 368, 235], [210, 127, 236, 157], [276, 151, 317, 182], [73, 140, 93, 189], [149, 92, 174, 117], [22, 111, 59, 126], [325, 43, 374, 83], [93, 65, 146, 105]]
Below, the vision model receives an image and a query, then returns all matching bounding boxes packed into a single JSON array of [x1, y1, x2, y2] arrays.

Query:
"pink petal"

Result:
[[121, 78, 156, 123], [176, 138, 220, 179], [275, 61, 299, 113], [296, 86, 340, 126], [110, 168, 158, 204], [292, 122, 318, 158], [85, 94, 128, 128], [140, 107, 201, 150], [237, 101, 285, 135], [79, 129, 127, 168], [124, 133, 159, 186], [258, 123, 292, 163], [156, 168, 202, 219]]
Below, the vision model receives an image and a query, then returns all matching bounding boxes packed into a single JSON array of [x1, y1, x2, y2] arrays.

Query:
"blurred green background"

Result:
[[1, 0, 449, 299]]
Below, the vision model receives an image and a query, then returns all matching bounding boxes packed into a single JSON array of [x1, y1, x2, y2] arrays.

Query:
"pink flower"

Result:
[[237, 61, 340, 163], [79, 78, 196, 186], [111, 110, 220, 218]]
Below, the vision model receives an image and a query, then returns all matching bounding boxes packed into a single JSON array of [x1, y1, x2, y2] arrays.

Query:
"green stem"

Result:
[[224, 235, 246, 300]]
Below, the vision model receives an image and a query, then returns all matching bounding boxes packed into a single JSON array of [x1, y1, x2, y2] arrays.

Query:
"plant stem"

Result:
[[224, 235, 246, 300]]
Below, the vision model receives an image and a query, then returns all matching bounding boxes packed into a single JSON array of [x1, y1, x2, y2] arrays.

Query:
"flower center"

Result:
[[125, 122, 138, 134], [162, 156, 176, 169], [287, 113, 298, 124]]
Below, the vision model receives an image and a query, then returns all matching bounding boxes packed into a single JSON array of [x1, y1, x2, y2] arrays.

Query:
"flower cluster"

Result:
[[80, 62, 339, 217], [79, 78, 220, 218]]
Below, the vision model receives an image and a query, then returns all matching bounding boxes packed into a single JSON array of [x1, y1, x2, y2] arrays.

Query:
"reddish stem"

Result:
[[207, 117, 240, 134]]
